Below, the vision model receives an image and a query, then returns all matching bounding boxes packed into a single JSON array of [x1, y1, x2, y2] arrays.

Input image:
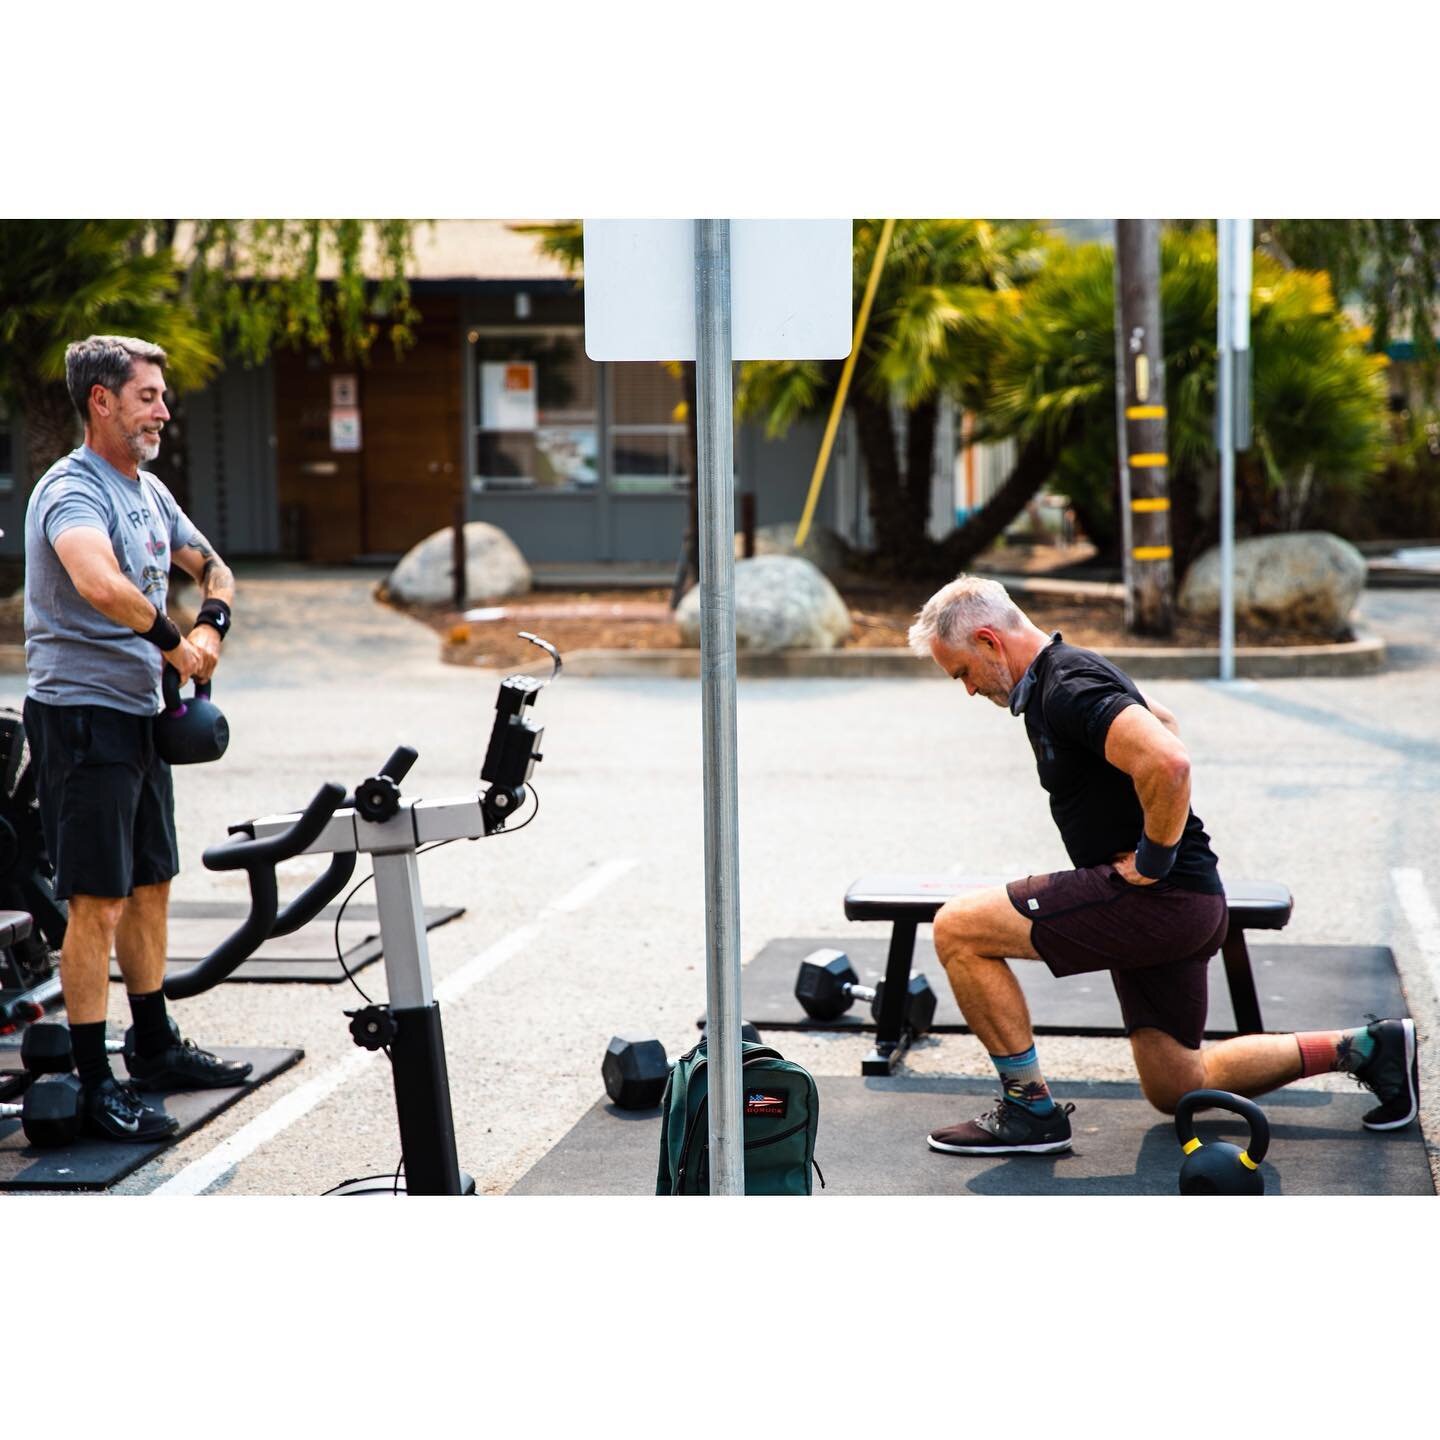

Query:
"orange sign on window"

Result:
[[505, 364, 533, 391]]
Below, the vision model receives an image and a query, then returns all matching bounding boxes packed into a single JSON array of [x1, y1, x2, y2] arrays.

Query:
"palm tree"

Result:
[[737, 218, 1049, 575], [0, 221, 217, 488], [987, 229, 1388, 573]]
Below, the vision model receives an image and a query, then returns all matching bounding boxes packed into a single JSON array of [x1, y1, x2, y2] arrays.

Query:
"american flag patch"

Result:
[[745, 1090, 788, 1119]]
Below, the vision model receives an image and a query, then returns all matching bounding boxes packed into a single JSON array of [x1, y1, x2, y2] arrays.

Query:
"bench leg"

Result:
[[1221, 931, 1264, 1035], [862, 920, 918, 1077]]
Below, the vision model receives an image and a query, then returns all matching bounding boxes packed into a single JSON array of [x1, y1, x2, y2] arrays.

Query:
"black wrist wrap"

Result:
[[196, 598, 232, 641], [139, 610, 181, 651]]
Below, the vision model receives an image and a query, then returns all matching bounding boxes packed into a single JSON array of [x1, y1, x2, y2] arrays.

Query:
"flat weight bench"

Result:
[[844, 875, 1294, 1075], [0, 912, 34, 950]]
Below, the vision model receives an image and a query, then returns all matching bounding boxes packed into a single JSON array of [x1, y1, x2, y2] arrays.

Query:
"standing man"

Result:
[[23, 335, 250, 1144], [907, 575, 1420, 1156]]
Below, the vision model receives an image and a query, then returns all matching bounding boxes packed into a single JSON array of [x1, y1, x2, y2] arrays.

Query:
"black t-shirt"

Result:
[[1016, 637, 1223, 895]]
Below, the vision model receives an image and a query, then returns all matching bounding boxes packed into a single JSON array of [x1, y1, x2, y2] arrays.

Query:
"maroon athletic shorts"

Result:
[[1006, 865, 1229, 1050]]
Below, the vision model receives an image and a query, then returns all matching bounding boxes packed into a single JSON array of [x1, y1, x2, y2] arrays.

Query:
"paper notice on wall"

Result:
[[481, 361, 538, 431], [330, 407, 362, 452]]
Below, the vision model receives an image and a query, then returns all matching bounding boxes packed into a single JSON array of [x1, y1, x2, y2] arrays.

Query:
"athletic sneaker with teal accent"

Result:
[[927, 1096, 1076, 1155], [1352, 1018, 1420, 1130]]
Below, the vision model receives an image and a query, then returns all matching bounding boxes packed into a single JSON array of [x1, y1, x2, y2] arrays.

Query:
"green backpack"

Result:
[[655, 1038, 823, 1195]]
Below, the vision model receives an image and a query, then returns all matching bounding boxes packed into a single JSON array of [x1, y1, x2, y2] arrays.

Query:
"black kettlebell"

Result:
[[155, 665, 230, 765], [1174, 1089, 1270, 1195]]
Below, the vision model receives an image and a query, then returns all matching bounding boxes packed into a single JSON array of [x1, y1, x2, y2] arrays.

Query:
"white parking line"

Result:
[[151, 858, 638, 1196], [1392, 868, 1440, 997]]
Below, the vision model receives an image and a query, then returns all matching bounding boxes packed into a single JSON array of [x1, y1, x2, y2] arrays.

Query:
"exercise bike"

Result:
[[0, 708, 67, 1013], [164, 633, 561, 1195]]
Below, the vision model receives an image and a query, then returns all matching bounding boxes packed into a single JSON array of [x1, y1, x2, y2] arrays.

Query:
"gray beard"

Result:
[[125, 429, 162, 463]]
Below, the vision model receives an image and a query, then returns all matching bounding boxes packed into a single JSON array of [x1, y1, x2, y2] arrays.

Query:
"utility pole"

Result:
[[1113, 219, 1174, 636]]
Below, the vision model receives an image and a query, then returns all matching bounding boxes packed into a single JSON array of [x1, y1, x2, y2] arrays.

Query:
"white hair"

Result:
[[907, 575, 1026, 657]]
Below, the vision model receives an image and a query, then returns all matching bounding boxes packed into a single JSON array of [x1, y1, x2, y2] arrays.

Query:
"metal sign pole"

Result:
[[1218, 219, 1236, 682], [693, 218, 745, 1195]]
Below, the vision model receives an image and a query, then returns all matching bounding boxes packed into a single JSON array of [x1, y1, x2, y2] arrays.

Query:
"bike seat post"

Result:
[[370, 844, 463, 1196]]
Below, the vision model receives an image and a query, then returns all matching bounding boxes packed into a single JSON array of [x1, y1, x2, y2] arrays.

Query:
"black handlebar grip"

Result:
[[200, 783, 348, 872], [379, 746, 419, 782], [164, 869, 279, 1001], [271, 852, 359, 938], [165, 783, 348, 1001]]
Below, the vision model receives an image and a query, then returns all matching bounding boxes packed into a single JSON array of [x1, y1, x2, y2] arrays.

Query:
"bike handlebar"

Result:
[[164, 782, 348, 1000]]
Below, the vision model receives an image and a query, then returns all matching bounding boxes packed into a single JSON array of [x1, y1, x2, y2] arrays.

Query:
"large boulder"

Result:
[[735, 522, 851, 577], [385, 522, 532, 604], [676, 555, 851, 652], [1178, 531, 1366, 638]]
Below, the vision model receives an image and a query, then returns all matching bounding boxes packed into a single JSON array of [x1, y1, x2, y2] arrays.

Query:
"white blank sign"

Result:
[[582, 220, 853, 361]]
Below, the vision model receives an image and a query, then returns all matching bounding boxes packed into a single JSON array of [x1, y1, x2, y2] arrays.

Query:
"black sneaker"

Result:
[[83, 1077, 180, 1144], [927, 1096, 1076, 1155], [125, 1037, 253, 1091], [1352, 1018, 1420, 1130]]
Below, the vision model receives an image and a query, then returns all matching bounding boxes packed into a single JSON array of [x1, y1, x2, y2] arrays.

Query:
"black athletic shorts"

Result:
[[1007, 865, 1229, 1050], [23, 697, 179, 901]]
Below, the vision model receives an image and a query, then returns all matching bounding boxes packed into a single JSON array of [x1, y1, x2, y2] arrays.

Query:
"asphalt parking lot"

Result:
[[3, 568, 1437, 1194]]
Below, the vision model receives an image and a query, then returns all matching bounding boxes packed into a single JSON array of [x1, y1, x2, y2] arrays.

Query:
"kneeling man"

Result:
[[909, 576, 1419, 1155]]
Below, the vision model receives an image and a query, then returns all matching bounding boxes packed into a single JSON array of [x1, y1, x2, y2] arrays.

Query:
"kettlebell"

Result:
[[155, 665, 230, 765], [1174, 1089, 1270, 1195]]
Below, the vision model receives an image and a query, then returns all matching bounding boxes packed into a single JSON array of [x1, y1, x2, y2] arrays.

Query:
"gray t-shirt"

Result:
[[24, 446, 204, 715]]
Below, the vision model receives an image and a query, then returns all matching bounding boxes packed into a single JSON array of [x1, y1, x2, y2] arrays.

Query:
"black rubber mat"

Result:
[[719, 937, 1409, 1040], [510, 1075, 1434, 1197], [0, 1046, 302, 1191], [104, 901, 464, 984]]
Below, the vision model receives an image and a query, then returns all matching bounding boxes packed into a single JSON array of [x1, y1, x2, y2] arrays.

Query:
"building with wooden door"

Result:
[[1, 221, 968, 569]]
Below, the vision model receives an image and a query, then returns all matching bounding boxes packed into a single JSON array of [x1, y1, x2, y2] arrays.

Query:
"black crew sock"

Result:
[[127, 988, 174, 1059], [70, 1021, 114, 1090]]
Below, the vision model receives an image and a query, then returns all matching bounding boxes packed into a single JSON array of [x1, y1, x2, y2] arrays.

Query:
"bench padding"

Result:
[[844, 875, 1292, 930], [0, 911, 33, 948]]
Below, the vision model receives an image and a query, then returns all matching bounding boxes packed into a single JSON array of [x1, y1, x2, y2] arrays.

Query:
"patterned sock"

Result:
[[990, 1044, 1055, 1114], [1295, 1025, 1377, 1078]]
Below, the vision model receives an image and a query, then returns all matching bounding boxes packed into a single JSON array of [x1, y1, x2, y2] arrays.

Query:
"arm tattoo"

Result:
[[200, 556, 235, 597], [188, 534, 234, 599]]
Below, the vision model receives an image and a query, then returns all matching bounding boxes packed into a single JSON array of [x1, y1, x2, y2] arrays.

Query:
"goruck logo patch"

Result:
[[744, 1090, 787, 1119]]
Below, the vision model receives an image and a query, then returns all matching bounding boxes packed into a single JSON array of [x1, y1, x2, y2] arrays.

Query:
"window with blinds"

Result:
[[609, 361, 688, 494]]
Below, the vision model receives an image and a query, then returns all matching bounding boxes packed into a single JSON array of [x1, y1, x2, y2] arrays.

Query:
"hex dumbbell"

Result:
[[19, 1022, 125, 1076], [794, 949, 938, 1034], [602, 1036, 670, 1110], [0, 1073, 84, 1147], [19, 1018, 180, 1076], [602, 1024, 763, 1110]]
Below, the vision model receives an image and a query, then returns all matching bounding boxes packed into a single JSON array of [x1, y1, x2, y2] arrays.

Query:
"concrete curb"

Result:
[[3, 633, 1387, 682], [555, 632, 1387, 680]]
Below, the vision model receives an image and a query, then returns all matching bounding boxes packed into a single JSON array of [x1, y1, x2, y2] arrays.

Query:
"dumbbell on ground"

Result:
[[0, 1073, 83, 1147], [19, 1022, 125, 1076], [794, 949, 938, 1034], [602, 1023, 763, 1111], [17, 1018, 181, 1077]]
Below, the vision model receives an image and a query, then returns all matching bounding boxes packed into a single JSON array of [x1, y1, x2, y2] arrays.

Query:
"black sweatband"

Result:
[[138, 609, 181, 651], [1135, 834, 1179, 880], [195, 598, 232, 641]]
